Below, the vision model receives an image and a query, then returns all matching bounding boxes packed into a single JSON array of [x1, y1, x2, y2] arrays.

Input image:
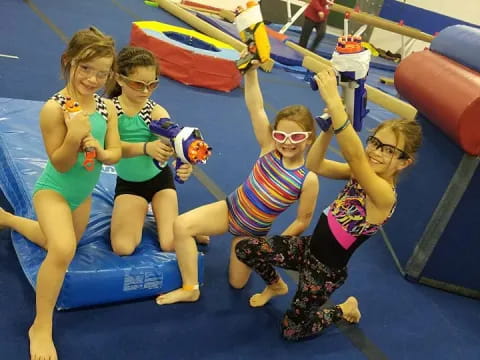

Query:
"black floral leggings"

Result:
[[235, 235, 347, 341]]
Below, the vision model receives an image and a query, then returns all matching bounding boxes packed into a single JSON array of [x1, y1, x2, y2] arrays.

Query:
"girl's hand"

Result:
[[314, 69, 342, 107], [240, 49, 260, 74], [65, 111, 91, 142], [82, 135, 105, 160], [175, 162, 193, 182], [245, 59, 260, 73], [146, 140, 174, 163]]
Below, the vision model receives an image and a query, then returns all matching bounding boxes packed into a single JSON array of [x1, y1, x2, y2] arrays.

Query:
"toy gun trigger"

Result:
[[83, 147, 96, 172]]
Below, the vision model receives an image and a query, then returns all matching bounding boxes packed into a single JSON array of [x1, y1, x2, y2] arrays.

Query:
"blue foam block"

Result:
[[0, 97, 204, 310], [430, 25, 480, 73]]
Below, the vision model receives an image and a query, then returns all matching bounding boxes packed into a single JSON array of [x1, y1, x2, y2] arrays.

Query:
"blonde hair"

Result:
[[61, 26, 116, 87]]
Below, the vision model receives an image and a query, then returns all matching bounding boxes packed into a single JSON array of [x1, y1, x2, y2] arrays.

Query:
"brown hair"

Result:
[[273, 105, 316, 142], [373, 118, 422, 161], [106, 46, 159, 98], [61, 26, 116, 87]]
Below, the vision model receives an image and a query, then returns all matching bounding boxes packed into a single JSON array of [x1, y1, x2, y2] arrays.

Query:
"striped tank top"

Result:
[[226, 150, 307, 237]]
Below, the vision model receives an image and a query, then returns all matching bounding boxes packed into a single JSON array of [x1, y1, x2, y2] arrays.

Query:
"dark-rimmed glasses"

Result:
[[366, 136, 409, 159]]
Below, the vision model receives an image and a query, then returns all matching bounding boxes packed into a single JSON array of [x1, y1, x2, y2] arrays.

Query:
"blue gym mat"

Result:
[[0, 97, 204, 310]]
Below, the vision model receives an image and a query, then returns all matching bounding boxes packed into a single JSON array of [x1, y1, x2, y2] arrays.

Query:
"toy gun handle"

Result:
[[315, 113, 332, 132], [174, 159, 185, 184], [83, 147, 96, 172], [309, 74, 319, 91], [341, 78, 368, 132]]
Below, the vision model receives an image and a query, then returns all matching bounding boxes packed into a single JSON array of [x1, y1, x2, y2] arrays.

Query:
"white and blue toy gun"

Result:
[[309, 14, 371, 132], [149, 119, 212, 184]]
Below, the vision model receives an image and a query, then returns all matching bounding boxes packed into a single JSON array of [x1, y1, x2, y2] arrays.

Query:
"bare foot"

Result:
[[156, 288, 200, 305], [249, 278, 289, 307], [195, 235, 210, 245], [339, 296, 361, 323], [29, 324, 58, 360]]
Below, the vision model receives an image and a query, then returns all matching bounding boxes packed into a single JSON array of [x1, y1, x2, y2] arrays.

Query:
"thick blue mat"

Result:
[[0, 97, 204, 310]]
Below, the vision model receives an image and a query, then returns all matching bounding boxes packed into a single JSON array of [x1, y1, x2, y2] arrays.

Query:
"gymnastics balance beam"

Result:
[[330, 3, 434, 43]]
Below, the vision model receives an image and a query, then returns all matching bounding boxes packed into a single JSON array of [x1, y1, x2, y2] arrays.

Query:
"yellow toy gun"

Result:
[[234, 1, 271, 73]]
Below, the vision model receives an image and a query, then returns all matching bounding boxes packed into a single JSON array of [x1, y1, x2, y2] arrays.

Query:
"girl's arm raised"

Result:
[[280, 172, 319, 236], [315, 69, 395, 207], [306, 125, 351, 179], [39, 100, 88, 173], [244, 68, 275, 156]]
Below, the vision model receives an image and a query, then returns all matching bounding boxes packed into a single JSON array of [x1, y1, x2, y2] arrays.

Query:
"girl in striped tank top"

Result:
[[156, 62, 319, 306]]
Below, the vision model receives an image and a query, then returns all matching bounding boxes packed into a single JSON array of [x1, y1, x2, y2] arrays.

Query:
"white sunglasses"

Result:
[[272, 130, 311, 144]]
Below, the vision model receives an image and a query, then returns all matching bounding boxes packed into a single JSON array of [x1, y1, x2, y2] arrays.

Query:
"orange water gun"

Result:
[[64, 97, 96, 171]]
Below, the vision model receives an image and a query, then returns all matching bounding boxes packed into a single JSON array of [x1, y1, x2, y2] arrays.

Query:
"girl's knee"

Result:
[[173, 216, 188, 235], [111, 238, 137, 256], [234, 238, 252, 261], [159, 239, 175, 252], [228, 274, 248, 289], [281, 328, 299, 341], [173, 215, 198, 238], [47, 244, 76, 268], [281, 317, 301, 341]]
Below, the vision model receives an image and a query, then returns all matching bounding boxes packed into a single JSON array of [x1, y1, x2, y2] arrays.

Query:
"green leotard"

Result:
[[113, 98, 164, 182], [33, 94, 108, 210]]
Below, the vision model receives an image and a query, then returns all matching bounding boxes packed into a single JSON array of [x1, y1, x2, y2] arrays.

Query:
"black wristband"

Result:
[[333, 118, 350, 135], [143, 142, 148, 155]]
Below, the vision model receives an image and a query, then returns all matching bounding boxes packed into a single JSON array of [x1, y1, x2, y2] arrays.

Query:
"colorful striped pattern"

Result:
[[227, 151, 307, 236]]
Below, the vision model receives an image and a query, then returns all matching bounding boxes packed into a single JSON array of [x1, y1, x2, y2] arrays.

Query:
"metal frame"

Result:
[[279, 0, 309, 34]]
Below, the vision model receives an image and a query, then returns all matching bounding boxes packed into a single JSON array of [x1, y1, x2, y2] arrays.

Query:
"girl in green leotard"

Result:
[[106, 46, 208, 254], [0, 27, 120, 360]]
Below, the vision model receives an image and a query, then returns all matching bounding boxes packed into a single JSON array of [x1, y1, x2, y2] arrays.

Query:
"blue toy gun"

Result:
[[309, 68, 369, 132], [149, 118, 212, 184], [308, 19, 371, 132]]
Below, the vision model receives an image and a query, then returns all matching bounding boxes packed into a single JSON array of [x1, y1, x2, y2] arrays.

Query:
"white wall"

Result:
[[404, 0, 480, 26], [370, 0, 480, 55]]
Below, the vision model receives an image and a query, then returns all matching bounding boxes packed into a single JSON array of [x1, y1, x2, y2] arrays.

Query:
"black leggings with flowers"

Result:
[[235, 235, 347, 341]]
